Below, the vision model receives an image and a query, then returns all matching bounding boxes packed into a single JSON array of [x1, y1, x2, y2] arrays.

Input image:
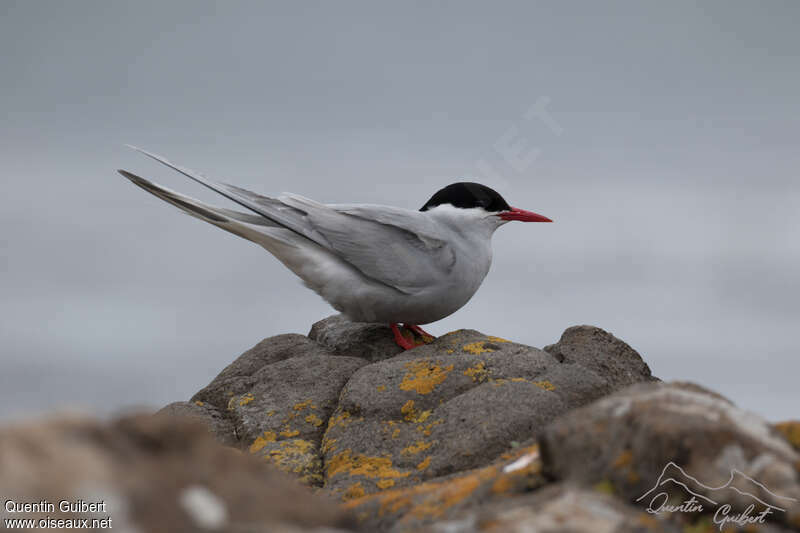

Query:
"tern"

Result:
[[118, 147, 552, 350]]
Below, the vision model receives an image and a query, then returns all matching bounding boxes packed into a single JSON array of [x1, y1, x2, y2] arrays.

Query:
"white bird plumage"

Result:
[[119, 146, 551, 348]]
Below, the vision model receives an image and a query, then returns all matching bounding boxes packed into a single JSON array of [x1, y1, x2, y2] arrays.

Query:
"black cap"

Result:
[[420, 182, 511, 213]]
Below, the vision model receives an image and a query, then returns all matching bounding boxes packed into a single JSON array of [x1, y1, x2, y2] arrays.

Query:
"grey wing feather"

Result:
[[126, 146, 455, 293], [125, 145, 333, 249], [278, 195, 457, 293], [118, 170, 279, 239]]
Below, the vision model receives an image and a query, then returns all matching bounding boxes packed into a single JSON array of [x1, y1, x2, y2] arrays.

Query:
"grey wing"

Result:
[[282, 196, 458, 294], [126, 145, 334, 249], [127, 146, 456, 293]]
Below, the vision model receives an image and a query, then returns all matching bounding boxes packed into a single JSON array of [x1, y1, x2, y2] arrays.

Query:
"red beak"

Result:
[[498, 206, 552, 223]]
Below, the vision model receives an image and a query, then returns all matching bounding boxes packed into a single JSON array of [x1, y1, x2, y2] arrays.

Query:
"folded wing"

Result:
[[121, 147, 456, 294]]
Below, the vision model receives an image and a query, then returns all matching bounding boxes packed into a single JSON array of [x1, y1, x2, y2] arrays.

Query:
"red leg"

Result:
[[391, 323, 416, 350], [404, 324, 436, 341]]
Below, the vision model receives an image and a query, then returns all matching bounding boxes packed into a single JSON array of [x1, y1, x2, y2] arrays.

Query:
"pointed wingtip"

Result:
[[117, 169, 150, 188], [117, 168, 140, 180], [124, 144, 166, 163]]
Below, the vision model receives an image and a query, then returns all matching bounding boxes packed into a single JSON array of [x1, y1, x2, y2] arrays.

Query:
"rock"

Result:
[[775, 421, 800, 452], [157, 400, 238, 447], [232, 354, 368, 486], [192, 333, 370, 485], [309, 315, 409, 362], [321, 326, 643, 498], [192, 333, 334, 410], [541, 381, 800, 529], [0, 414, 355, 533], [543, 324, 658, 388], [421, 483, 682, 533], [156, 315, 671, 530], [342, 444, 545, 532]]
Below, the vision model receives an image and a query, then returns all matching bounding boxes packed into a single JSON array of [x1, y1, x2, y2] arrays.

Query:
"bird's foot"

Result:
[[404, 324, 436, 344], [390, 323, 417, 350]]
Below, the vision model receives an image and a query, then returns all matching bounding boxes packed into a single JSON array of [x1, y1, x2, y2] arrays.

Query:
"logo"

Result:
[[636, 462, 797, 531]]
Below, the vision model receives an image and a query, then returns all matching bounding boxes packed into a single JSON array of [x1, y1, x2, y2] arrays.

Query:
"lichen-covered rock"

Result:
[[343, 444, 545, 532], [0, 414, 355, 533], [321, 326, 649, 498], [420, 483, 682, 533], [161, 315, 662, 527], [541, 381, 800, 529], [193, 336, 369, 485]]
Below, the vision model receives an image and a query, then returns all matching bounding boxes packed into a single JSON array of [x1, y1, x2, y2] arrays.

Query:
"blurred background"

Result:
[[1, 1, 798, 421]]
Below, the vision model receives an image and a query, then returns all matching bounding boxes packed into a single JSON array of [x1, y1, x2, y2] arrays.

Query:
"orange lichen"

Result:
[[533, 380, 556, 391], [775, 421, 800, 451], [401, 400, 432, 423], [280, 428, 300, 437], [293, 399, 315, 411], [376, 385, 386, 392], [238, 393, 255, 406], [414, 411, 431, 423], [276, 438, 314, 454], [344, 465, 490, 519], [406, 472, 485, 519], [401, 400, 416, 420], [490, 475, 513, 494], [327, 450, 411, 481], [260, 438, 321, 485], [463, 361, 491, 383], [321, 436, 337, 454], [266, 410, 276, 417], [399, 360, 454, 394], [344, 481, 366, 501], [376, 479, 396, 489], [305, 413, 324, 427], [417, 419, 443, 436], [462, 342, 496, 354], [194, 400, 204, 406], [382, 420, 403, 440], [613, 450, 634, 469], [402, 440, 433, 455], [636, 514, 659, 529], [327, 410, 353, 430], [345, 444, 542, 521], [487, 336, 510, 343], [249, 431, 277, 453], [612, 449, 639, 483], [491, 447, 542, 495]]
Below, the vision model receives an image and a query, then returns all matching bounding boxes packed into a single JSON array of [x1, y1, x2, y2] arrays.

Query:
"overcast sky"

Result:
[[1, 1, 798, 422]]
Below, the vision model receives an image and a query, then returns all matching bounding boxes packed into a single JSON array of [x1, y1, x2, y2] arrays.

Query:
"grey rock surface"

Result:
[[421, 483, 683, 533], [320, 325, 655, 497], [308, 314, 409, 362], [541, 381, 800, 528], [0, 414, 355, 533], [544, 324, 658, 389], [158, 400, 238, 447]]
